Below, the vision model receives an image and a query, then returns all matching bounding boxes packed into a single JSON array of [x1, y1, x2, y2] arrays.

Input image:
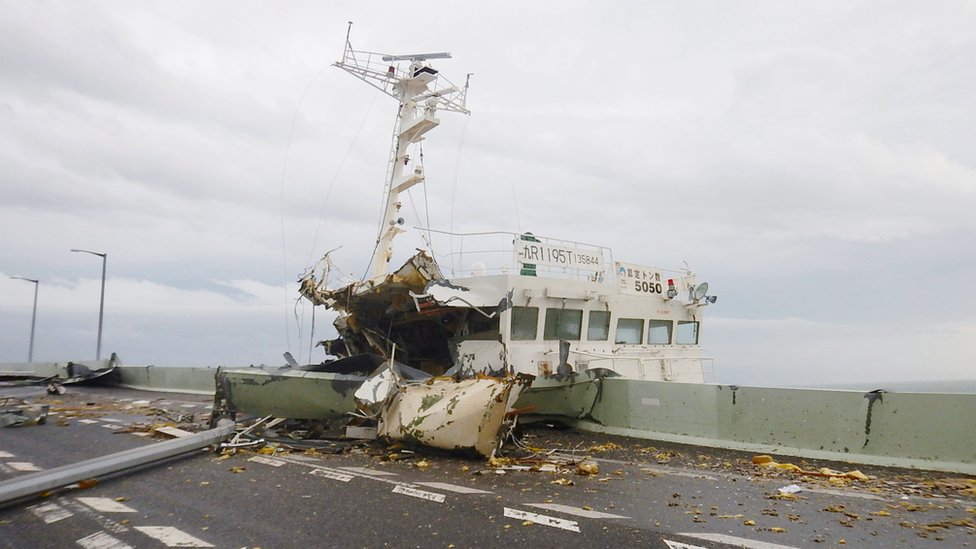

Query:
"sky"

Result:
[[2, 1, 974, 387]]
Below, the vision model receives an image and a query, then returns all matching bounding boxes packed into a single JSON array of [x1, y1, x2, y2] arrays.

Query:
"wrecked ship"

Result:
[[214, 28, 717, 457]]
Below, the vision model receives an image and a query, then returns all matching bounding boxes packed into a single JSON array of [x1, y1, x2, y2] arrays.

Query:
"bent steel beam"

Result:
[[0, 419, 236, 507]]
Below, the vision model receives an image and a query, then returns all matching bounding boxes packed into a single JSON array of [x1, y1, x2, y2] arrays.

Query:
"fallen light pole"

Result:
[[0, 419, 236, 507]]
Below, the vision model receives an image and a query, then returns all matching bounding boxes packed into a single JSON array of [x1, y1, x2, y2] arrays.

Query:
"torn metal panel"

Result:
[[1, 404, 49, 427], [515, 368, 619, 420], [214, 367, 362, 421], [424, 278, 514, 315], [378, 374, 533, 457], [0, 353, 121, 386]]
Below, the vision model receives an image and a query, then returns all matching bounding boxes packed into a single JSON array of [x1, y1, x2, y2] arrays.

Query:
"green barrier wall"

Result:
[[584, 379, 976, 474]]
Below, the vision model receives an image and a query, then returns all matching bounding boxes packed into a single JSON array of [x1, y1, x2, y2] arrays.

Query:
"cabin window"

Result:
[[544, 308, 583, 340], [463, 313, 501, 340], [615, 318, 644, 344], [587, 311, 610, 341], [510, 306, 539, 340], [647, 319, 672, 345], [676, 320, 699, 345]]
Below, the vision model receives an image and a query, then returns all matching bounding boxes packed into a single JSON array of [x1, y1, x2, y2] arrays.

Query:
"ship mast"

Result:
[[334, 23, 470, 279]]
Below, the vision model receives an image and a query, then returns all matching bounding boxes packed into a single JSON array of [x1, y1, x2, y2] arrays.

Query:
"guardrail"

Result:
[[77, 365, 976, 474], [583, 379, 976, 475]]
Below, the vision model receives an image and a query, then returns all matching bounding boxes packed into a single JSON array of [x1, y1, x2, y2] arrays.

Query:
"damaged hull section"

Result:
[[214, 368, 362, 421], [379, 375, 533, 457]]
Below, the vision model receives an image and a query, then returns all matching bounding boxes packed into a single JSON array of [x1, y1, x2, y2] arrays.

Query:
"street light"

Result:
[[70, 249, 107, 361], [9, 276, 39, 362]]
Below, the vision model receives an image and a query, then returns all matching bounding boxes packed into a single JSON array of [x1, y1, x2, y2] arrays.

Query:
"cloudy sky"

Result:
[[2, 1, 974, 387]]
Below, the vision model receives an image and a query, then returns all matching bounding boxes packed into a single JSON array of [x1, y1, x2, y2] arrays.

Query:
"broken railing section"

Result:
[[0, 353, 122, 389]]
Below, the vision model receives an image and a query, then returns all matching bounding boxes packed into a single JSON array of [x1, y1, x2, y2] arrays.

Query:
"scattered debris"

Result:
[[1, 404, 49, 427]]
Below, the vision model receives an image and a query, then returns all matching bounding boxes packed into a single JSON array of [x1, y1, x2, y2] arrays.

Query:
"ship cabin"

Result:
[[410, 231, 716, 383]]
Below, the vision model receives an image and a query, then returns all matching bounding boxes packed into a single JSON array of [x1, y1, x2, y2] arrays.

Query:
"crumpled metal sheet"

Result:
[[378, 374, 533, 457], [299, 251, 443, 309]]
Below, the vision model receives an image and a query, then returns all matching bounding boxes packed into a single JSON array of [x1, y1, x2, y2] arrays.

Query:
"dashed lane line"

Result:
[[664, 541, 706, 549], [415, 482, 493, 494], [247, 456, 287, 467], [677, 532, 798, 549], [525, 502, 629, 519], [133, 527, 213, 548], [29, 502, 73, 524], [8, 461, 41, 471], [0, 451, 14, 458], [392, 484, 446, 503], [78, 419, 100, 424], [76, 531, 133, 549], [503, 507, 581, 532], [76, 497, 137, 514], [337, 466, 398, 476], [309, 468, 354, 482]]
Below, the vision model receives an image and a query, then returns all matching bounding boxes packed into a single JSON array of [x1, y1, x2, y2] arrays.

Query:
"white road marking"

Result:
[[131, 400, 151, 406], [0, 451, 14, 458], [248, 456, 286, 467], [338, 466, 398, 476], [526, 503, 629, 519], [130, 432, 151, 437], [503, 507, 580, 532], [61, 498, 128, 534], [664, 540, 706, 549], [134, 527, 213, 547], [78, 419, 99, 424], [101, 418, 124, 423], [77, 497, 137, 513], [415, 482, 492, 494], [309, 468, 354, 482], [392, 485, 446, 503], [664, 541, 706, 549], [804, 487, 885, 501], [9, 461, 41, 471], [180, 404, 197, 408], [76, 531, 133, 549], [101, 424, 123, 430], [155, 426, 193, 438], [678, 533, 798, 549], [29, 502, 73, 523]]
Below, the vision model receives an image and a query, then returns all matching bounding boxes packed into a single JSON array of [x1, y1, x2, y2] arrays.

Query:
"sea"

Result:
[[788, 379, 976, 394]]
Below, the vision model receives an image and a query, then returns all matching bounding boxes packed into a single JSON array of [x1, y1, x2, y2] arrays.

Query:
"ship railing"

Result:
[[559, 348, 715, 382], [418, 227, 614, 281]]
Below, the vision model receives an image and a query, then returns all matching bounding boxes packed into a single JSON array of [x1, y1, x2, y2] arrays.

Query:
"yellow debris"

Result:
[[744, 520, 756, 526], [576, 461, 599, 476], [752, 455, 774, 465], [588, 442, 623, 452]]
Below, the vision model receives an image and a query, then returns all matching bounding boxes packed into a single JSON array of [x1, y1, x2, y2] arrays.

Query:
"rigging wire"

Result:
[[511, 180, 523, 233], [448, 116, 471, 274], [306, 91, 379, 267], [280, 64, 332, 355]]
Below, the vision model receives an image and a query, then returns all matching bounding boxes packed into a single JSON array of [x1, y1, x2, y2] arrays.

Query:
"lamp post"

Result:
[[70, 249, 107, 361], [9, 276, 39, 362]]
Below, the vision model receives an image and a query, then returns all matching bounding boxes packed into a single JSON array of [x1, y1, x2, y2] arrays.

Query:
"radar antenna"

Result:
[[334, 23, 471, 279]]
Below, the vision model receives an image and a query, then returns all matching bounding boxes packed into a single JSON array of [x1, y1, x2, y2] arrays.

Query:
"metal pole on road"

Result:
[[70, 248, 107, 360], [9, 276, 39, 362]]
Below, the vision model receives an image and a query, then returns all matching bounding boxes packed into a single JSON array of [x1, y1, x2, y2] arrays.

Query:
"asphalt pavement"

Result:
[[1, 386, 974, 548]]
